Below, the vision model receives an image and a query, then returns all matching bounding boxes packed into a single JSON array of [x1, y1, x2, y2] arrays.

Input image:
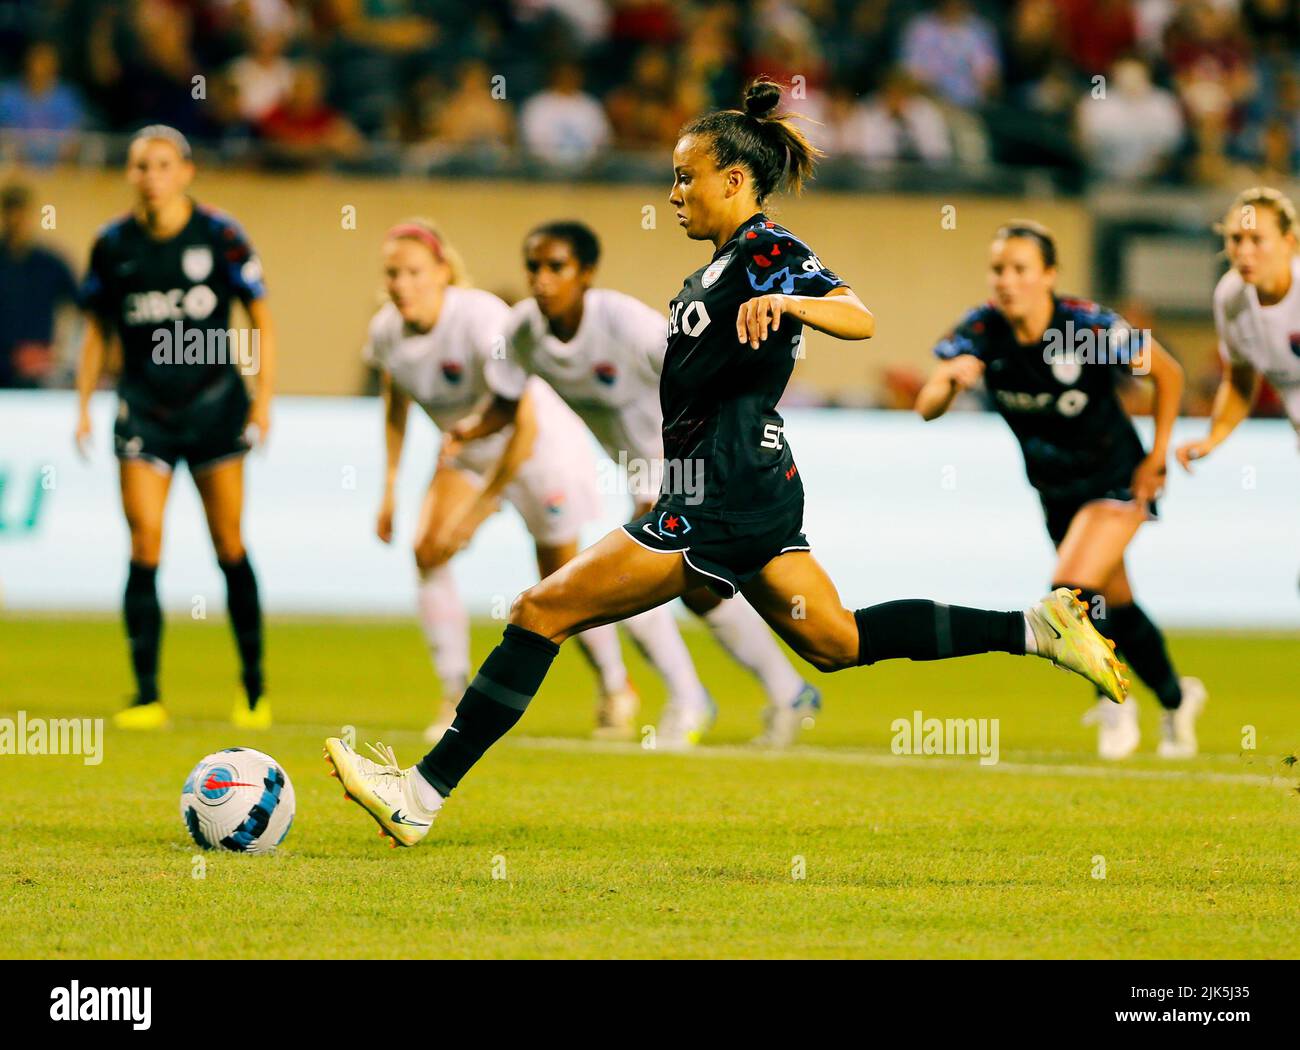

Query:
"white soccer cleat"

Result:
[[593, 681, 641, 741], [423, 698, 459, 745], [752, 683, 821, 749], [1026, 588, 1129, 704], [323, 737, 441, 847], [1083, 695, 1140, 760], [1157, 676, 1207, 759], [655, 696, 716, 751]]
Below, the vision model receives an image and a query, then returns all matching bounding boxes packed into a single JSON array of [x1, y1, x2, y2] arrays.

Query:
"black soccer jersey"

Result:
[[79, 202, 266, 414], [933, 296, 1147, 504], [658, 213, 844, 522]]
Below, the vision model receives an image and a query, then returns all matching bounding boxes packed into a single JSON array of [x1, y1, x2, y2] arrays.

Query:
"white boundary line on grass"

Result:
[[508, 735, 1297, 789]]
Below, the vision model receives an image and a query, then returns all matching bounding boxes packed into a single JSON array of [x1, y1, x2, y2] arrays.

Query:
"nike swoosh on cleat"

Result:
[[390, 810, 430, 827]]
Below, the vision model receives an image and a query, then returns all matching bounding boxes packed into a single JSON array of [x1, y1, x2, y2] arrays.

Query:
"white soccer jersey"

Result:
[[494, 288, 668, 466], [363, 286, 586, 477], [1214, 257, 1300, 433]]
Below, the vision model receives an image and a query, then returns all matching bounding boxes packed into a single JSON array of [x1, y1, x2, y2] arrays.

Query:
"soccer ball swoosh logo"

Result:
[[203, 774, 258, 791]]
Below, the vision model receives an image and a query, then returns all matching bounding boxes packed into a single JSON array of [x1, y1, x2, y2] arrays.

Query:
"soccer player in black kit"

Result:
[[74, 126, 277, 731], [323, 80, 1128, 847], [916, 221, 1205, 759]]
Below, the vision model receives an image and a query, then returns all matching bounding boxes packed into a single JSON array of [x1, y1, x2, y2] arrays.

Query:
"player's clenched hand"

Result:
[[947, 355, 985, 391], [1175, 438, 1216, 473], [247, 399, 271, 445], [736, 294, 790, 349], [1131, 454, 1167, 504]]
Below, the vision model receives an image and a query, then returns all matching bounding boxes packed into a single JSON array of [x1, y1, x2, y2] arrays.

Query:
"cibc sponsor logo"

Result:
[[49, 981, 151, 1030]]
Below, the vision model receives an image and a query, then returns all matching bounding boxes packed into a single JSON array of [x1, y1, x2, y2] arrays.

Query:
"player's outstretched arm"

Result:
[[376, 371, 409, 544], [246, 297, 276, 444], [1131, 339, 1183, 502], [735, 286, 873, 349], [1175, 361, 1259, 472], [915, 355, 985, 421], [73, 314, 107, 457]]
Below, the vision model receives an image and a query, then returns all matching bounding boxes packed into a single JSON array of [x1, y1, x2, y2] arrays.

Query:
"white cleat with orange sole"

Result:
[[323, 737, 441, 848], [1027, 588, 1130, 705], [1158, 676, 1207, 759]]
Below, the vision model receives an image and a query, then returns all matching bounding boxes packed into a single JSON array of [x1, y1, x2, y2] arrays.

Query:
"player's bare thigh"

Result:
[[510, 528, 699, 643], [535, 538, 579, 579], [1054, 500, 1146, 592], [119, 458, 172, 565], [413, 464, 486, 572], [739, 550, 858, 672], [193, 456, 247, 563]]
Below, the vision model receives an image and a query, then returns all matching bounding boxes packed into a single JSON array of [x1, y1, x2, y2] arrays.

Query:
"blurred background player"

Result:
[[917, 220, 1205, 759], [365, 218, 635, 743], [1178, 187, 1300, 467], [446, 220, 820, 748], [74, 125, 275, 730]]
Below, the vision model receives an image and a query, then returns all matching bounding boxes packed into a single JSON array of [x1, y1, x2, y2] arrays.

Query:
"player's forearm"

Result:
[[1145, 346, 1184, 459], [915, 374, 958, 421], [458, 395, 519, 442], [249, 301, 276, 404], [75, 318, 105, 412], [381, 385, 408, 488], [476, 397, 536, 504], [785, 292, 875, 340], [1205, 374, 1255, 446]]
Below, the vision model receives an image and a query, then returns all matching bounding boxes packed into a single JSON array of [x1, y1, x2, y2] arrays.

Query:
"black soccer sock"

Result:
[[417, 623, 560, 797], [220, 555, 264, 708], [1108, 602, 1182, 709], [124, 561, 162, 705], [854, 600, 1025, 666]]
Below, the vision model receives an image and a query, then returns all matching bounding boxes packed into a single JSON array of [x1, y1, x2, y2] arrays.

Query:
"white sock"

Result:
[[573, 624, 629, 695], [1023, 612, 1039, 655], [410, 767, 444, 811], [417, 565, 471, 699], [699, 599, 804, 706], [622, 605, 710, 712]]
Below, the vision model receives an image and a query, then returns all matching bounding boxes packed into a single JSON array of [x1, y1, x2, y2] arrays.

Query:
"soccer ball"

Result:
[[180, 747, 295, 854]]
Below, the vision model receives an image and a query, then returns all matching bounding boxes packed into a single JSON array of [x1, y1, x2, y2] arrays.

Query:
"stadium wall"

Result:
[[2, 391, 1296, 628], [29, 169, 1092, 400]]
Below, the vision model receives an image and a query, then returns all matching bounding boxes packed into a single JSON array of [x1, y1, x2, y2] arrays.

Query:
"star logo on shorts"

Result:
[[657, 511, 691, 537]]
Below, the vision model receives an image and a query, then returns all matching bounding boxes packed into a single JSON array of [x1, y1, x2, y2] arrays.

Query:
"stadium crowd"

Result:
[[0, 0, 1299, 185]]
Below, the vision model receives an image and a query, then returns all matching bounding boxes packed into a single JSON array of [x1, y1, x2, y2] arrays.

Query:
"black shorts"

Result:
[[115, 380, 251, 474], [622, 499, 809, 598], [1042, 485, 1159, 548]]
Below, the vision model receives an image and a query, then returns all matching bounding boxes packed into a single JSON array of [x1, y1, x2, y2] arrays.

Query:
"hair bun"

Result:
[[743, 78, 782, 119]]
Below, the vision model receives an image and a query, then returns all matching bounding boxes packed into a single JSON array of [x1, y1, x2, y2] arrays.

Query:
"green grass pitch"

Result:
[[2, 614, 1298, 959]]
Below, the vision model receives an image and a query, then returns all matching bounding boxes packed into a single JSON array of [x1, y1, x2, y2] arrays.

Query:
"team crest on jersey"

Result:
[[441, 359, 464, 383], [1050, 355, 1083, 386], [181, 246, 213, 282], [594, 361, 617, 386], [701, 251, 733, 289], [657, 511, 691, 537]]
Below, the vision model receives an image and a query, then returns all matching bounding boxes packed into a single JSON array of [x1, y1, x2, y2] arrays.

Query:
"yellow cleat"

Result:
[[1027, 588, 1129, 704], [323, 737, 441, 847], [112, 701, 170, 730], [232, 699, 272, 730]]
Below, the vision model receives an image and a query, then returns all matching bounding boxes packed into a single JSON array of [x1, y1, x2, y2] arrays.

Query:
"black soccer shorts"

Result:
[[622, 498, 810, 598], [114, 379, 252, 474], [1042, 485, 1160, 548]]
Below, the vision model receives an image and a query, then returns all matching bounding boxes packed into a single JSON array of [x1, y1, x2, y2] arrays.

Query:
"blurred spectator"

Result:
[[746, 0, 829, 95], [1001, 0, 1062, 105], [0, 183, 78, 389], [227, 31, 296, 123], [433, 60, 515, 149], [0, 41, 85, 167], [519, 62, 611, 167], [1057, 0, 1137, 77], [1076, 56, 1184, 181], [820, 71, 952, 168], [606, 48, 690, 149], [259, 62, 365, 168], [899, 0, 1001, 108]]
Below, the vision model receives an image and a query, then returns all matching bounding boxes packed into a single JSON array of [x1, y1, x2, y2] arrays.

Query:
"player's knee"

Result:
[[797, 624, 859, 674], [130, 524, 163, 563], [212, 534, 245, 564]]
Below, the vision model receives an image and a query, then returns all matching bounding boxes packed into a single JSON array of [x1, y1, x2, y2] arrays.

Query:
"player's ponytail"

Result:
[[385, 217, 472, 287], [681, 77, 821, 204]]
